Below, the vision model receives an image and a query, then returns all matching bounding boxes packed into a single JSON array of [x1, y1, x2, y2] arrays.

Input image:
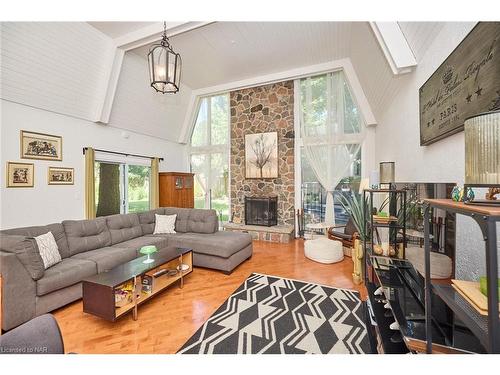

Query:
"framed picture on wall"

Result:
[[20, 130, 63, 161], [48, 167, 74, 185], [6, 162, 34, 188], [419, 22, 500, 146], [245, 132, 278, 179]]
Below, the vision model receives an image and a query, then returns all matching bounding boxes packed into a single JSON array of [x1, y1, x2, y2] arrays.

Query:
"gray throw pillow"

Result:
[[0, 234, 45, 280]]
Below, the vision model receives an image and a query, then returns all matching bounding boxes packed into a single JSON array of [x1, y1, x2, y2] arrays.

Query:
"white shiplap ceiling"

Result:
[[89, 21, 448, 136], [132, 22, 355, 89], [88, 22, 156, 38]]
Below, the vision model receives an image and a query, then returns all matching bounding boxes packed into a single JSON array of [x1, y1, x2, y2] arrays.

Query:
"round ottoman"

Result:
[[304, 238, 344, 264]]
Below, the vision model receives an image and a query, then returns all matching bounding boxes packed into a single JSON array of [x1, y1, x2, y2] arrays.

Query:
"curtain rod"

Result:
[[82, 147, 164, 161]]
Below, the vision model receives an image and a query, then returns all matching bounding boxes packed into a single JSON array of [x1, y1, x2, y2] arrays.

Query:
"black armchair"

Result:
[[327, 217, 359, 250]]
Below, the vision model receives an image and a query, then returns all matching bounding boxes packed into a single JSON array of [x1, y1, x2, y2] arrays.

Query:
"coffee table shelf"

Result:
[[83, 247, 192, 322]]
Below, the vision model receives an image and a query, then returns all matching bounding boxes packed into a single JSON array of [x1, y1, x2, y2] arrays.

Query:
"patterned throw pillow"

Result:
[[34, 232, 62, 269], [153, 214, 177, 234]]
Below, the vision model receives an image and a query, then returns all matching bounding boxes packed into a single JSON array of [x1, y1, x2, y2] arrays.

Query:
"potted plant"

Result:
[[337, 192, 372, 284]]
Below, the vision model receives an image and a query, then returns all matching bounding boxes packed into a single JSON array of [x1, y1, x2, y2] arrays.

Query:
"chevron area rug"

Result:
[[178, 273, 370, 354]]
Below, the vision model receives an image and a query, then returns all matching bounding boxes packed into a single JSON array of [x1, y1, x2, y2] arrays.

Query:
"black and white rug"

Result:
[[178, 273, 370, 354]]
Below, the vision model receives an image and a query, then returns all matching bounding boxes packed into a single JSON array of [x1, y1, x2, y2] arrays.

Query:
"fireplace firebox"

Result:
[[245, 196, 278, 227]]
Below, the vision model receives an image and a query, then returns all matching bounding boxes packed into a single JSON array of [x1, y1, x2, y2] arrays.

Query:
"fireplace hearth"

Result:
[[245, 196, 278, 226]]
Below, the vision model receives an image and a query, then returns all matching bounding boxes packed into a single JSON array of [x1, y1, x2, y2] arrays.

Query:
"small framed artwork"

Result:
[[6, 162, 34, 188], [48, 167, 74, 185], [245, 132, 278, 179], [20, 130, 63, 161]]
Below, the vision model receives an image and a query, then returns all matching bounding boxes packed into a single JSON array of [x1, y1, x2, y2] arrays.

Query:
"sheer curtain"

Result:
[[300, 70, 365, 225]]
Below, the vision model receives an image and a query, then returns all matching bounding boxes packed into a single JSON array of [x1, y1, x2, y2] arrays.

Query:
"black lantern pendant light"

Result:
[[148, 22, 182, 94]]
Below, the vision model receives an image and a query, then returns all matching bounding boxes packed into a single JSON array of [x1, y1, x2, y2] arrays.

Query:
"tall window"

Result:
[[94, 154, 151, 216], [297, 71, 364, 226], [189, 94, 230, 221]]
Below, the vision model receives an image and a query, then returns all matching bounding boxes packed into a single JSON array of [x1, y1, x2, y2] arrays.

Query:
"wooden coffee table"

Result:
[[82, 247, 192, 322]]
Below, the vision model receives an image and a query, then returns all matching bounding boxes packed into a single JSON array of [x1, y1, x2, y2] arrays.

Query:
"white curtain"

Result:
[[300, 70, 365, 225]]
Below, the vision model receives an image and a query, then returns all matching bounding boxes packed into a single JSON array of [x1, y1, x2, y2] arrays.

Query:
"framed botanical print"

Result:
[[6, 162, 34, 188], [48, 167, 74, 185], [20, 130, 63, 161], [245, 132, 278, 179]]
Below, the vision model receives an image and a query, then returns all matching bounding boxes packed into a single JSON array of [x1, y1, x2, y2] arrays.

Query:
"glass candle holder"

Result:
[[379, 162, 395, 188]]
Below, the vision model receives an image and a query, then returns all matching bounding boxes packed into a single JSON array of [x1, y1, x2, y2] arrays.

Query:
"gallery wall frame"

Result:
[[20, 130, 63, 161], [47, 167, 74, 185], [6, 161, 34, 188]]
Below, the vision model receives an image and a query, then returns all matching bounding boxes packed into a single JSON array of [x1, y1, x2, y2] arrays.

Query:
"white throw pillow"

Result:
[[154, 214, 177, 234], [34, 232, 62, 269]]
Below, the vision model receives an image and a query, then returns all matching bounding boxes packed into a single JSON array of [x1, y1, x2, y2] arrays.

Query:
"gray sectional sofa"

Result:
[[0, 207, 252, 331]]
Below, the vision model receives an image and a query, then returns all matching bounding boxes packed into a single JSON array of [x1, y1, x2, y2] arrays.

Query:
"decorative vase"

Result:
[[464, 187, 475, 202], [451, 186, 463, 202]]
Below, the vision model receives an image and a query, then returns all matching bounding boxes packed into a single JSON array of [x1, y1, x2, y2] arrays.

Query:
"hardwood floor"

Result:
[[54, 239, 366, 354]]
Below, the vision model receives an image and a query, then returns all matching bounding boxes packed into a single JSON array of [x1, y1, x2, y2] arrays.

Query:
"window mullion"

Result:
[[207, 96, 212, 147], [122, 164, 128, 214]]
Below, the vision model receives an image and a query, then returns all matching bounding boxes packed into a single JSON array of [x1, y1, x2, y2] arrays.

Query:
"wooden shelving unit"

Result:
[[83, 248, 193, 322], [423, 199, 500, 353], [115, 252, 193, 318]]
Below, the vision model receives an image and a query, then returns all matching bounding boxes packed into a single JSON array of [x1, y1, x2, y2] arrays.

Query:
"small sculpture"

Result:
[[486, 187, 500, 201]]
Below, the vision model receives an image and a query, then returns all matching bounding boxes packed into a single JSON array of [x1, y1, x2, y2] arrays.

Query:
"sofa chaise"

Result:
[[0, 207, 252, 331]]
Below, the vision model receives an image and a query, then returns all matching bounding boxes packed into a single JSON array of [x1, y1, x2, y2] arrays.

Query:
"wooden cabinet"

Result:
[[159, 172, 194, 208]]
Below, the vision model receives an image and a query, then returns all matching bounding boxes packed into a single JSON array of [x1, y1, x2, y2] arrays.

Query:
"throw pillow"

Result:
[[154, 214, 177, 234], [34, 232, 62, 269]]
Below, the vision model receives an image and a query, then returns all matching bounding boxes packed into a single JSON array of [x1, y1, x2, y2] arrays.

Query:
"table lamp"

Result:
[[379, 162, 395, 189], [139, 245, 158, 264], [464, 110, 500, 205]]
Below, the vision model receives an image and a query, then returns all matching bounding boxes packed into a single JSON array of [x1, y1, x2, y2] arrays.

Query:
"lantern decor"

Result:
[[464, 110, 500, 205], [147, 22, 182, 94]]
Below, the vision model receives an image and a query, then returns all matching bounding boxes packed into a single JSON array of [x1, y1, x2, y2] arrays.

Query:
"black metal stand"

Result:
[[363, 189, 407, 284], [423, 200, 500, 353]]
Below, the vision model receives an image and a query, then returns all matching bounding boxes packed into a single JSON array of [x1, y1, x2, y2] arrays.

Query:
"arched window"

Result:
[[189, 94, 230, 222]]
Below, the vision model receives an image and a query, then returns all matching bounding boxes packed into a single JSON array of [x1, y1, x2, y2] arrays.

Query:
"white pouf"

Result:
[[406, 246, 452, 279], [304, 238, 344, 264]]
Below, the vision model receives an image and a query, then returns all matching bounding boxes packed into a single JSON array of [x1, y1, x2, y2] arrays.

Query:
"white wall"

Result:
[[0, 100, 188, 229], [0, 22, 192, 229], [374, 22, 499, 278], [1, 22, 115, 122], [108, 51, 193, 142], [375, 22, 476, 183]]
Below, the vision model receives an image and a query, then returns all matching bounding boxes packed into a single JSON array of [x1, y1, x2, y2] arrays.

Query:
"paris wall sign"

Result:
[[419, 22, 500, 146]]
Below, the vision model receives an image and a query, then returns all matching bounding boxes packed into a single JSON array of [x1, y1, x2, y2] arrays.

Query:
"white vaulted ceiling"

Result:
[[88, 22, 156, 38], [127, 21, 449, 122], [2, 21, 454, 142], [132, 22, 355, 89]]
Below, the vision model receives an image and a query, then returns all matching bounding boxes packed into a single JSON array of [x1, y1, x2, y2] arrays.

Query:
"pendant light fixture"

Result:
[[148, 22, 182, 94]]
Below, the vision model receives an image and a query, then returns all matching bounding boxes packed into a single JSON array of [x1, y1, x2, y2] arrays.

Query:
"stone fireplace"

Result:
[[229, 80, 295, 227], [245, 196, 278, 226]]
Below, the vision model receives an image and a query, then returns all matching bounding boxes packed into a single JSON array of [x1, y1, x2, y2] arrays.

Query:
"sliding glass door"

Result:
[[94, 159, 151, 216], [95, 162, 123, 217], [127, 165, 150, 213]]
